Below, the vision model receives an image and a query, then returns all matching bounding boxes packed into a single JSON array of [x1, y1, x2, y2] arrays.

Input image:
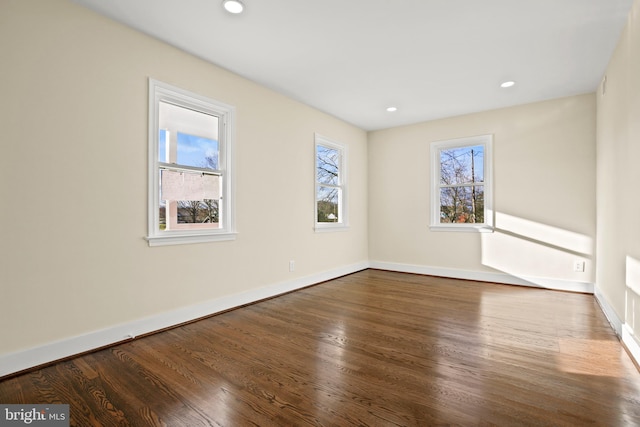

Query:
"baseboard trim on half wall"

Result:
[[0, 261, 369, 379], [369, 261, 595, 294], [622, 325, 640, 370], [593, 285, 623, 336], [595, 289, 640, 368]]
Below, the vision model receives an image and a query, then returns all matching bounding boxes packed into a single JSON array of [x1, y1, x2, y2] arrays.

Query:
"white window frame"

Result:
[[430, 134, 493, 232], [146, 79, 236, 246], [314, 133, 348, 232]]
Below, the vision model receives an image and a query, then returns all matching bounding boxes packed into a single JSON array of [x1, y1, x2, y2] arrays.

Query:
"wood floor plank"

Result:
[[2, 269, 640, 426]]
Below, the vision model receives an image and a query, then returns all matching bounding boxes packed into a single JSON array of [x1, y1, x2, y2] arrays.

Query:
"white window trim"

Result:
[[430, 134, 494, 233], [145, 79, 236, 246], [314, 133, 349, 232]]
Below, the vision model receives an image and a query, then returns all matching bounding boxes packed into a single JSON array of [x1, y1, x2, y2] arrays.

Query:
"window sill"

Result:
[[145, 232, 237, 246], [429, 225, 494, 233], [314, 224, 350, 233]]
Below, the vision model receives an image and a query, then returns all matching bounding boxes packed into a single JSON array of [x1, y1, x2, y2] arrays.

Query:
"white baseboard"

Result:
[[622, 325, 640, 367], [593, 285, 623, 336], [0, 261, 369, 378], [372, 262, 640, 366], [594, 289, 640, 369], [369, 261, 594, 293], [2, 261, 618, 378]]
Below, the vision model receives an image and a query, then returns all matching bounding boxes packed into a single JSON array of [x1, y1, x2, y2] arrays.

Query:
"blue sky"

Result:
[[440, 145, 484, 183], [160, 131, 219, 169]]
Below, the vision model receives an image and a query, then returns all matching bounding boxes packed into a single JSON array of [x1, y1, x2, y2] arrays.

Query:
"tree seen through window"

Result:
[[439, 145, 484, 223]]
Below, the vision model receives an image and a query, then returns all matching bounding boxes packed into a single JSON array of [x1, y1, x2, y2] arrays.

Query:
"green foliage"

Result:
[[317, 200, 338, 222]]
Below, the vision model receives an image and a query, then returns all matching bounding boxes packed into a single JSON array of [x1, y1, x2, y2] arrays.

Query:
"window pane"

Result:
[[177, 132, 219, 170], [440, 145, 484, 185], [159, 200, 166, 230], [317, 145, 340, 185], [157, 199, 220, 230], [317, 185, 340, 222], [160, 170, 220, 201], [158, 101, 219, 169], [158, 170, 221, 231], [176, 200, 219, 225], [439, 185, 484, 223], [150, 81, 236, 244]]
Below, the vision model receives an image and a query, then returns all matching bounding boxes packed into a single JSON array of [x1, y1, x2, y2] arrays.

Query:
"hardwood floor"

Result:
[[2, 269, 640, 426]]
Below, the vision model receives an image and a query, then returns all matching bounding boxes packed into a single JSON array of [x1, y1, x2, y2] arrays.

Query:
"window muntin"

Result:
[[147, 80, 235, 246], [430, 135, 493, 232], [315, 134, 347, 230]]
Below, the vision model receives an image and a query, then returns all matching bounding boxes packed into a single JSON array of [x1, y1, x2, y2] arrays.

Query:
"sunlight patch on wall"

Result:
[[495, 212, 593, 255], [482, 230, 589, 285], [481, 213, 593, 287]]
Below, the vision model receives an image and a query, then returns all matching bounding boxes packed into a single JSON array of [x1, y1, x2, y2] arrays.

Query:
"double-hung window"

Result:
[[430, 134, 493, 232], [146, 79, 236, 246], [315, 134, 347, 231]]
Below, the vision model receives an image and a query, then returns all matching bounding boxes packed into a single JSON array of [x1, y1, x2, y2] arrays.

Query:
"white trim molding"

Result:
[[0, 261, 369, 378], [594, 285, 623, 336], [146, 79, 237, 246], [314, 133, 348, 232], [593, 289, 640, 367], [622, 325, 640, 367], [430, 134, 494, 232], [369, 261, 594, 293], [6, 262, 625, 378]]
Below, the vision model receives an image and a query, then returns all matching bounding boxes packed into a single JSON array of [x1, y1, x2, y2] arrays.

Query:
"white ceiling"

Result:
[[72, 0, 633, 131]]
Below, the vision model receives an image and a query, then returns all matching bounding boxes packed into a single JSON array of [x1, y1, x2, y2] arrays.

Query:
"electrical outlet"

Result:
[[573, 260, 585, 272], [289, 260, 295, 272]]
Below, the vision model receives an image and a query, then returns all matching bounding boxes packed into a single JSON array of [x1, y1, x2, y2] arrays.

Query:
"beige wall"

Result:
[[597, 0, 640, 345], [368, 94, 597, 285], [0, 0, 368, 355]]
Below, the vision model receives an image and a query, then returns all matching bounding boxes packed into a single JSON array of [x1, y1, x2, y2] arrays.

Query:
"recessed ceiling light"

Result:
[[223, 0, 244, 14], [500, 81, 516, 88], [386, 106, 398, 112]]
